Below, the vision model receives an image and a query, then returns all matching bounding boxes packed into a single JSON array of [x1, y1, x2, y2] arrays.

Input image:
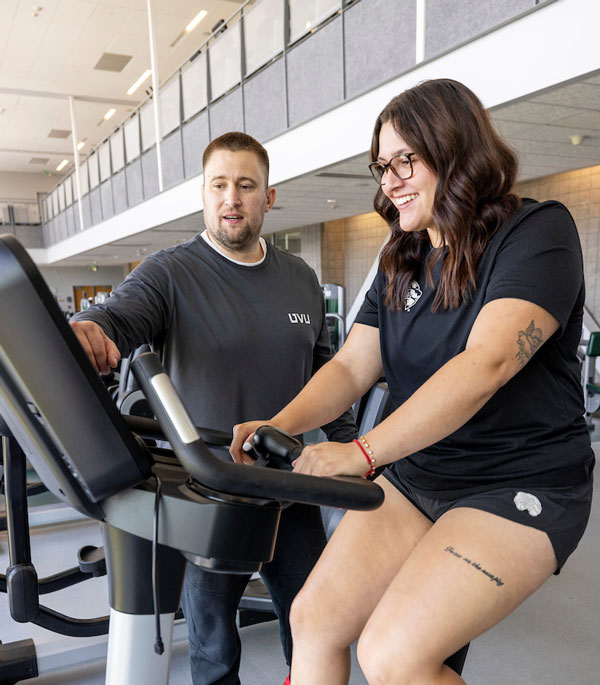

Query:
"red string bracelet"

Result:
[[353, 436, 376, 478]]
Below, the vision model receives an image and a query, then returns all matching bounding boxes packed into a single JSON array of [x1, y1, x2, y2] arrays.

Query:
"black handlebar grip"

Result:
[[252, 426, 303, 470], [131, 352, 385, 511]]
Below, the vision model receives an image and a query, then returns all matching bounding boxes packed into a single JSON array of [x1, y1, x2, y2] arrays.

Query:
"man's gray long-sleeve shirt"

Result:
[[73, 235, 356, 442]]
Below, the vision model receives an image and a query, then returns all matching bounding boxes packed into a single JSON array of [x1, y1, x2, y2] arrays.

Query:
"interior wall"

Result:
[[312, 212, 389, 315], [321, 218, 346, 287], [298, 223, 323, 282], [342, 212, 389, 314], [0, 172, 57, 202], [39, 265, 127, 315], [515, 164, 600, 322]]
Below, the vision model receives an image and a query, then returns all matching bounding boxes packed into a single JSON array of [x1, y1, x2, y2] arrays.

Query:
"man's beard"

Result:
[[209, 223, 259, 252]]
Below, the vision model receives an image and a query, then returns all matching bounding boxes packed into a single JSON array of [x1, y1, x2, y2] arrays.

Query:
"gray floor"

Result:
[[2, 448, 600, 684]]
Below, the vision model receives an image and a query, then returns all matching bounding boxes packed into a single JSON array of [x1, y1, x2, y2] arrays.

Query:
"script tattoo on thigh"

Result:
[[515, 320, 543, 368], [444, 546, 505, 587]]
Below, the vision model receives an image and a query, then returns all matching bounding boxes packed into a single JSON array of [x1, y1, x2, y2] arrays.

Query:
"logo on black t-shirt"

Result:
[[288, 313, 311, 324], [405, 281, 422, 311]]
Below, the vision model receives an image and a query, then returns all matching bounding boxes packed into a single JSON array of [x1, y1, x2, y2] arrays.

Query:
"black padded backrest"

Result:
[[0, 235, 152, 519]]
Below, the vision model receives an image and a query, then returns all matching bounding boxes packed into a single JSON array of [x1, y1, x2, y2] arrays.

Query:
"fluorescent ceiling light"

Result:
[[185, 10, 207, 33], [77, 140, 85, 150], [104, 108, 116, 120], [127, 69, 152, 95], [56, 159, 68, 171]]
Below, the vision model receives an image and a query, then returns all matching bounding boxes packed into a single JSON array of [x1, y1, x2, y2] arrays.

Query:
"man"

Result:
[[71, 132, 356, 684]]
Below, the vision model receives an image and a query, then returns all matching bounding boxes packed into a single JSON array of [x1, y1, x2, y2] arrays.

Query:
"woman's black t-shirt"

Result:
[[356, 199, 594, 496]]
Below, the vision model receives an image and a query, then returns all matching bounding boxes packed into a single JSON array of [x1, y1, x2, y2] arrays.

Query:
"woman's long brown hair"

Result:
[[372, 79, 521, 311]]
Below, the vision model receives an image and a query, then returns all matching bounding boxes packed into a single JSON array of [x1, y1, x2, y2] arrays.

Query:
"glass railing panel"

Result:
[[99, 140, 111, 182], [58, 184, 65, 213], [124, 114, 141, 163], [161, 75, 181, 135], [289, 0, 341, 43], [141, 100, 156, 151], [80, 159, 90, 195], [244, 0, 284, 76], [88, 152, 99, 189], [111, 127, 125, 172], [52, 189, 59, 217], [65, 175, 73, 206], [209, 21, 242, 101], [182, 52, 208, 120]]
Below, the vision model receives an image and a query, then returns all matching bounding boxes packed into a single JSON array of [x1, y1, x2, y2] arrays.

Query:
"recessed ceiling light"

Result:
[[186, 10, 207, 33], [127, 69, 152, 96], [56, 159, 69, 171], [77, 140, 86, 150], [104, 108, 116, 121]]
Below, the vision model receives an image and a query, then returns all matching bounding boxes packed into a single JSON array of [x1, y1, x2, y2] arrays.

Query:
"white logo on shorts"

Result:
[[513, 491, 542, 517]]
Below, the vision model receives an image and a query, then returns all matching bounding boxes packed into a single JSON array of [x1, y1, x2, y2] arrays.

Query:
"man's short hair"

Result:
[[203, 132, 270, 185]]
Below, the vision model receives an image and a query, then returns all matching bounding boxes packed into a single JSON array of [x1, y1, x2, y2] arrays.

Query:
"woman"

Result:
[[231, 79, 594, 684]]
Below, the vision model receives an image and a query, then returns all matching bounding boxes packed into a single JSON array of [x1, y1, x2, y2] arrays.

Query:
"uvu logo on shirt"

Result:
[[288, 313, 311, 324]]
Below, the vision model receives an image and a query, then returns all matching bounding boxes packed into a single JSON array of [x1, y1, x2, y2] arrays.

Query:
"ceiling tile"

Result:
[[551, 110, 600, 132], [532, 83, 600, 110], [0, 2, 18, 21], [491, 101, 580, 125], [52, 0, 96, 28], [5, 18, 49, 44], [88, 4, 135, 32]]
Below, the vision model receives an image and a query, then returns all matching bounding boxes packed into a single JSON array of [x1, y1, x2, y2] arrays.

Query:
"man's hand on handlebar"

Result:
[[70, 320, 121, 375]]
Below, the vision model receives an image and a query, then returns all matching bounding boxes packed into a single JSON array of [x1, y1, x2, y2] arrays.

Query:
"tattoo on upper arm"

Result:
[[444, 546, 505, 587], [515, 320, 543, 368]]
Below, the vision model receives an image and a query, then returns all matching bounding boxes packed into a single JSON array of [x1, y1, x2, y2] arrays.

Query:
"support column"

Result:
[[146, 0, 164, 192], [68, 96, 85, 231]]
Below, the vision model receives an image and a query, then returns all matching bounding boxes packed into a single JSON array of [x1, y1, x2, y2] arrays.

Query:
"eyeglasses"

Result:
[[368, 153, 415, 185]]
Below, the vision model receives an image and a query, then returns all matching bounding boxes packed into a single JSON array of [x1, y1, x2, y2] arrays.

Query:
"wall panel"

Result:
[[426, 0, 535, 58], [344, 0, 416, 99], [100, 180, 114, 220], [244, 59, 287, 143], [183, 111, 210, 178], [286, 17, 343, 128], [125, 159, 144, 207], [208, 88, 244, 140], [142, 148, 159, 199], [112, 170, 128, 214], [162, 131, 185, 190]]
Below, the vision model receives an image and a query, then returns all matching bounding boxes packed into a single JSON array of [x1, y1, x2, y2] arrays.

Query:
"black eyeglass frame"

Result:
[[368, 153, 416, 185]]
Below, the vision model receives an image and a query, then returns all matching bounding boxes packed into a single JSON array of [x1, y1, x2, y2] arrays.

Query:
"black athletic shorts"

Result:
[[383, 470, 594, 573]]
